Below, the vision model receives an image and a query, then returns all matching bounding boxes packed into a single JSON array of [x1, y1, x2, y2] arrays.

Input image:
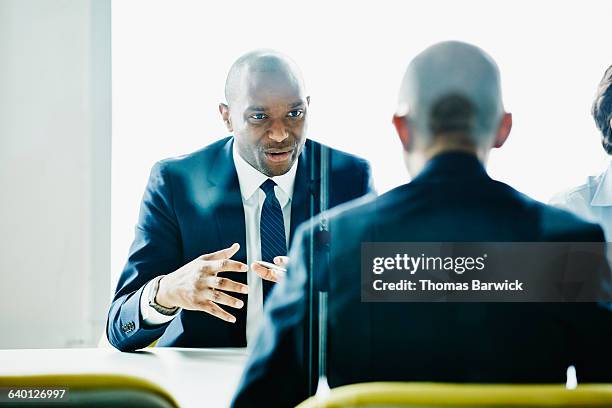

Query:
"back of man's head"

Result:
[[397, 41, 504, 148]]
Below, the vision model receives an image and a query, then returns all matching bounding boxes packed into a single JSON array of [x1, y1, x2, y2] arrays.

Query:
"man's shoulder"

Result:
[[486, 180, 603, 241], [294, 185, 381, 242], [538, 199, 604, 241], [297, 179, 604, 243], [155, 136, 232, 176], [306, 139, 370, 170], [497, 183, 603, 241], [292, 191, 377, 251]]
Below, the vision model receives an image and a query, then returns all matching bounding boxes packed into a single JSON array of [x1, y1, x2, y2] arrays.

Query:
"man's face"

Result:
[[222, 70, 309, 177]]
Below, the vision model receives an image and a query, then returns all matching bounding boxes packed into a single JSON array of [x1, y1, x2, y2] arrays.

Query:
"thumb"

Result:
[[274, 256, 289, 266]]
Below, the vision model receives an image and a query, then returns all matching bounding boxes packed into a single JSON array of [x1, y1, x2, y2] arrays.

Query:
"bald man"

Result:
[[106, 50, 373, 351], [231, 42, 612, 407]]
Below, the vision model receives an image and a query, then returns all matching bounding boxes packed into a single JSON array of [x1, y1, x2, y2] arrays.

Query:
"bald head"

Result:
[[224, 50, 306, 105], [397, 41, 504, 145]]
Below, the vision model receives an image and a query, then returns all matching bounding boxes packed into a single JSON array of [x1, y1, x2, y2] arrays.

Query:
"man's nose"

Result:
[[268, 122, 289, 143]]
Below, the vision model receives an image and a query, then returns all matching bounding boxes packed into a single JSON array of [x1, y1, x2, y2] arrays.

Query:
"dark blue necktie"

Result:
[[260, 179, 287, 302]]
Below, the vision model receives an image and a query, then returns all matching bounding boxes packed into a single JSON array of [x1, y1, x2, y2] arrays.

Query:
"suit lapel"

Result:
[[208, 138, 247, 282]]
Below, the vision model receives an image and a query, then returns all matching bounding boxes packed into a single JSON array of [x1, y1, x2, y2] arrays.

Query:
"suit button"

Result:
[[122, 322, 134, 333]]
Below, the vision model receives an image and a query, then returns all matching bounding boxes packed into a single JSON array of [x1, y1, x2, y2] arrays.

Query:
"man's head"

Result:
[[392, 41, 512, 176], [592, 65, 612, 155], [220, 50, 309, 177]]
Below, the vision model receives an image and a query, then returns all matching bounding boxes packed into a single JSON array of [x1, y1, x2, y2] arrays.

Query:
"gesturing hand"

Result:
[[156, 243, 248, 323], [252, 256, 289, 283]]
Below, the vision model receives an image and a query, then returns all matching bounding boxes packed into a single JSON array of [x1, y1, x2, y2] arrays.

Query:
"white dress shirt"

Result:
[[140, 141, 298, 346], [550, 161, 612, 241]]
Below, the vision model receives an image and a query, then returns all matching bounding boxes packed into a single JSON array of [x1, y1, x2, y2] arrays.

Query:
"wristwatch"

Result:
[[148, 275, 180, 316]]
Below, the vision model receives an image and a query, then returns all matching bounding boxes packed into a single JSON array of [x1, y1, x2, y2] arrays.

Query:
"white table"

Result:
[[0, 347, 248, 408]]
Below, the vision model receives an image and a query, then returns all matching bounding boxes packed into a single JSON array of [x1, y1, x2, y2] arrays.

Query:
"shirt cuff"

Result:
[[140, 277, 181, 326]]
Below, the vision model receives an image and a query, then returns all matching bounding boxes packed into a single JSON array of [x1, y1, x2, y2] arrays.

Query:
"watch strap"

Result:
[[148, 276, 180, 316]]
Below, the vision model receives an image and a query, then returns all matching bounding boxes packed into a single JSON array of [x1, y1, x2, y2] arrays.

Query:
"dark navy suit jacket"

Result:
[[232, 152, 612, 408], [106, 137, 373, 352]]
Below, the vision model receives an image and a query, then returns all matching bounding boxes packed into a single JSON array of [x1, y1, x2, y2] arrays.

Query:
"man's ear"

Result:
[[219, 103, 233, 132], [493, 112, 512, 148], [392, 114, 412, 151]]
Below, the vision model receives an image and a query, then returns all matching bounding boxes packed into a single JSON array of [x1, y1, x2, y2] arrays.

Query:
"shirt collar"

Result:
[[232, 140, 298, 206], [591, 160, 612, 206]]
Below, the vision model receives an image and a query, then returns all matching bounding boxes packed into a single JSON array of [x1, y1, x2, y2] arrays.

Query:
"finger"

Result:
[[200, 243, 240, 261], [203, 259, 248, 275], [193, 300, 237, 323], [273, 256, 289, 267], [205, 289, 244, 309], [206, 276, 249, 294], [252, 262, 280, 283], [273, 269, 286, 281]]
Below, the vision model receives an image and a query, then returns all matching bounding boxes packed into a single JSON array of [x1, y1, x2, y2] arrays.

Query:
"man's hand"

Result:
[[252, 256, 289, 283], [156, 243, 248, 323]]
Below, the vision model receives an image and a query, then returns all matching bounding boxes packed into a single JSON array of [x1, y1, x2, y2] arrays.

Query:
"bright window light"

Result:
[[112, 0, 611, 287]]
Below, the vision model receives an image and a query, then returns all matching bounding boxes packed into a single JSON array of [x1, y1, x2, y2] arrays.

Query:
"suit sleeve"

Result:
[[231, 225, 312, 408], [106, 161, 184, 352]]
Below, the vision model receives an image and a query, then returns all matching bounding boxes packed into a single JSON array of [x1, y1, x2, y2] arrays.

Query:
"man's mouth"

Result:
[[264, 148, 294, 163]]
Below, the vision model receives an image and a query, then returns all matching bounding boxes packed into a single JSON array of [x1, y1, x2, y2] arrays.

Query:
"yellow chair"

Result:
[[296, 382, 612, 408], [0, 373, 179, 407]]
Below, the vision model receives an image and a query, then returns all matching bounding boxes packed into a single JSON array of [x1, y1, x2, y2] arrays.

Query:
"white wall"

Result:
[[112, 0, 611, 288], [0, 0, 110, 348]]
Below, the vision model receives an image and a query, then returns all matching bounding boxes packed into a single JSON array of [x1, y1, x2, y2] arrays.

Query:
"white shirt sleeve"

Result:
[[550, 188, 596, 223], [140, 278, 181, 326]]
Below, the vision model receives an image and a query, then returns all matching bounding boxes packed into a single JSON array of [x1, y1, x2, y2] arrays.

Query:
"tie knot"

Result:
[[260, 179, 277, 196]]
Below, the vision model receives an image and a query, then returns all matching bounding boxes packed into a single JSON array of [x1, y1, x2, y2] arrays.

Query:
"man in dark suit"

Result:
[[232, 42, 612, 407], [106, 50, 373, 352]]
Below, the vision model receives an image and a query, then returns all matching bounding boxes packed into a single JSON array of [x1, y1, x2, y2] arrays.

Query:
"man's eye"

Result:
[[287, 110, 303, 118], [250, 113, 268, 120]]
